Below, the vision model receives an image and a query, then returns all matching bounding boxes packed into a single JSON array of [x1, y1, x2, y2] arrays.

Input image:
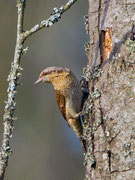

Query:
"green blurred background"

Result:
[[0, 0, 88, 179]]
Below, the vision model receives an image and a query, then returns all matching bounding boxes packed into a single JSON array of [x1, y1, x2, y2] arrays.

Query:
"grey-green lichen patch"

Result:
[[83, 119, 95, 172], [90, 88, 101, 99], [93, 65, 103, 78], [0, 50, 24, 170], [83, 65, 92, 81], [112, 39, 135, 66], [84, 99, 93, 114], [83, 65, 102, 81], [41, 7, 62, 27], [126, 38, 135, 53], [84, 145, 95, 170], [84, 42, 90, 56], [111, 51, 135, 74], [83, 88, 102, 173], [111, 53, 121, 64], [31, 24, 40, 32], [84, 15, 89, 34], [103, 115, 108, 121], [83, 88, 101, 115], [124, 143, 131, 158]]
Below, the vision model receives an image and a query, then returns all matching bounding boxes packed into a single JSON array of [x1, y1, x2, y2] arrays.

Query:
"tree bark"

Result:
[[83, 0, 135, 179]]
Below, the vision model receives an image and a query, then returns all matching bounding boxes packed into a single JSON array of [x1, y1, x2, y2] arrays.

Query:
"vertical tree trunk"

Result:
[[83, 1, 135, 179]]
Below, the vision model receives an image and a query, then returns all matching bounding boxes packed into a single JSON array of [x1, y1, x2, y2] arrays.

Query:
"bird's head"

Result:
[[34, 66, 74, 90]]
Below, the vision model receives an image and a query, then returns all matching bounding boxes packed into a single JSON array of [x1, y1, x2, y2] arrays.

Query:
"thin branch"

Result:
[[0, 1, 26, 179], [23, 0, 78, 38]]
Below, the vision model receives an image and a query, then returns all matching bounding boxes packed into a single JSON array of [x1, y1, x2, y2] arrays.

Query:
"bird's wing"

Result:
[[55, 90, 67, 121]]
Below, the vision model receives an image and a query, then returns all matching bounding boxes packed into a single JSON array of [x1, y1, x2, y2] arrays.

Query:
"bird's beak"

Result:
[[34, 78, 43, 85], [34, 76, 50, 85]]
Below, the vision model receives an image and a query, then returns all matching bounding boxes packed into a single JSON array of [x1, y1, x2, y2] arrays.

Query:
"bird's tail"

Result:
[[68, 118, 87, 153]]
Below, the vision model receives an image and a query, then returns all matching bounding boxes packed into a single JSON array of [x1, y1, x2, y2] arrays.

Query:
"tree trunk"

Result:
[[83, 1, 135, 179]]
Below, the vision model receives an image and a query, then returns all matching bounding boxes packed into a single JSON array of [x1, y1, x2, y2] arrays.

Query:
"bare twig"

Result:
[[0, 0, 78, 179], [23, 0, 78, 38]]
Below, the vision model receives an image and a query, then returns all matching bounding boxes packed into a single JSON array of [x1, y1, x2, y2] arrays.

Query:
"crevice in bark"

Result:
[[130, 22, 135, 41], [111, 168, 135, 174], [100, 0, 111, 30], [98, 0, 102, 32], [109, 131, 120, 145], [108, 150, 111, 173]]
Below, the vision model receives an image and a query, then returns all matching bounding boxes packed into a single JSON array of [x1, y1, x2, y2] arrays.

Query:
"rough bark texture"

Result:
[[83, 0, 135, 179]]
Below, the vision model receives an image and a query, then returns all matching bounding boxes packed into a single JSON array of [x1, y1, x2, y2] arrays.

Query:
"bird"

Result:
[[34, 66, 86, 152]]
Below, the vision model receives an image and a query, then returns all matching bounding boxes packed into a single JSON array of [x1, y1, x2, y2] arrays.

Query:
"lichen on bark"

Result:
[[83, 0, 135, 179]]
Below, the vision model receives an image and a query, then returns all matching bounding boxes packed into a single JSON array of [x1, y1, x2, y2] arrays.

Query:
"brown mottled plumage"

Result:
[[55, 90, 66, 120], [35, 66, 86, 152]]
